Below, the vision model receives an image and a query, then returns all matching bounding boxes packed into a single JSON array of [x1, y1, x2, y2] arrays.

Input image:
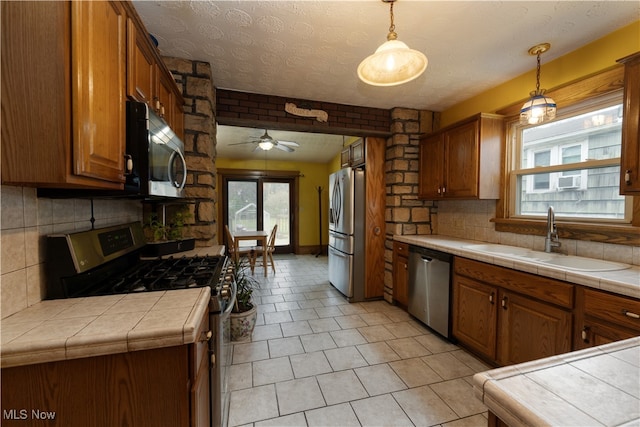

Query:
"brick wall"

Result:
[[216, 89, 390, 135], [163, 57, 217, 246], [383, 108, 440, 302]]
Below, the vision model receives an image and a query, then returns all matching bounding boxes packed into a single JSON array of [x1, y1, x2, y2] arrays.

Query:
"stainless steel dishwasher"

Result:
[[408, 245, 452, 339]]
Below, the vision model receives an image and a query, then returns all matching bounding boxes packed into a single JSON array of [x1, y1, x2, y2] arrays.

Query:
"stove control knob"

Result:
[[224, 274, 234, 282], [220, 287, 231, 299]]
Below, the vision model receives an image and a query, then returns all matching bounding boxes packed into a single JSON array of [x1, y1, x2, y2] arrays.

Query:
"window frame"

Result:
[[493, 65, 639, 246], [510, 91, 628, 222]]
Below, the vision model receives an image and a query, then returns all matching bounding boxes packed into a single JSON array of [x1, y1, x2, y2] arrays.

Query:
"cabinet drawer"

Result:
[[393, 241, 409, 256], [454, 257, 574, 309], [583, 288, 640, 331]]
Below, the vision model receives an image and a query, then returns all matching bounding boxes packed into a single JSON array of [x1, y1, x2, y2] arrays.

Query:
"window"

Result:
[[510, 92, 630, 222]]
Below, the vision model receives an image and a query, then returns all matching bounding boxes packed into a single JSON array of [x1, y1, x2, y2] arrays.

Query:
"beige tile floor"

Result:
[[228, 254, 491, 427]]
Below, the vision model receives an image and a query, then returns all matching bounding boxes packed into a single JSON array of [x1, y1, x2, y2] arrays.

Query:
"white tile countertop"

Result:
[[473, 337, 640, 426], [394, 235, 640, 299], [1, 284, 211, 369]]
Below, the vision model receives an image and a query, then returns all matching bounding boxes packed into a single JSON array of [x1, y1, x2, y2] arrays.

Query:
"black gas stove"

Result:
[[45, 222, 228, 306]]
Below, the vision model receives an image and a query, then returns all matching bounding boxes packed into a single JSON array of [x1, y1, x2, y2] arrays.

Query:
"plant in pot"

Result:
[[142, 205, 195, 256], [230, 255, 260, 342]]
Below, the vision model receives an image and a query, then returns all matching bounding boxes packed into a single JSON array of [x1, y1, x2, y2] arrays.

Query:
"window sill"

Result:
[[492, 217, 640, 246]]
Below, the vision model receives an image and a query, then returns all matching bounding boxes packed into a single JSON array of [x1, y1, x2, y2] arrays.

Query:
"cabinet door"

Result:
[[619, 53, 640, 194], [127, 18, 156, 106], [452, 275, 498, 360], [444, 120, 479, 198], [350, 139, 366, 167], [418, 134, 444, 199], [158, 68, 173, 122], [72, 0, 126, 184], [498, 291, 572, 366], [577, 317, 639, 349], [393, 242, 409, 308], [173, 92, 185, 141]]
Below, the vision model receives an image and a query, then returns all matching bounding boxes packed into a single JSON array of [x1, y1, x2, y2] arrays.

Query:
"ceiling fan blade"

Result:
[[277, 140, 299, 147], [274, 144, 294, 152], [252, 145, 261, 152], [229, 141, 255, 146]]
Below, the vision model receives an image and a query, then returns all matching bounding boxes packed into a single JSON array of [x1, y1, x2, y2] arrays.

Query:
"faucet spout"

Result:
[[544, 206, 561, 253]]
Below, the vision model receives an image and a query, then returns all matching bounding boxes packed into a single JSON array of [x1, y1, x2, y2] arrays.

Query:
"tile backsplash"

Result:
[[1, 185, 142, 319], [437, 199, 640, 266]]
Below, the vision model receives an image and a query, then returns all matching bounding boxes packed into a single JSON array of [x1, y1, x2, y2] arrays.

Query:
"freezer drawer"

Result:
[[329, 230, 354, 254], [328, 246, 353, 298], [408, 246, 452, 339]]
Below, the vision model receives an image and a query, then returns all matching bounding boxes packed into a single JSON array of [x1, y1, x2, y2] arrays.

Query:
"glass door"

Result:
[[223, 176, 293, 253]]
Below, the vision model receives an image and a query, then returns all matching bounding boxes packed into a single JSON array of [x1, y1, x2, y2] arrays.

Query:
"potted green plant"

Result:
[[142, 205, 195, 256], [230, 255, 260, 342]]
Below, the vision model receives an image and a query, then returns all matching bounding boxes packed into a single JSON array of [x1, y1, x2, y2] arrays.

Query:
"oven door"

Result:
[[210, 283, 236, 427]]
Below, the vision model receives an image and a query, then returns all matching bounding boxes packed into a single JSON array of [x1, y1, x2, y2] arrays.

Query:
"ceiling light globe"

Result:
[[258, 141, 274, 150], [357, 39, 428, 86], [520, 93, 557, 125]]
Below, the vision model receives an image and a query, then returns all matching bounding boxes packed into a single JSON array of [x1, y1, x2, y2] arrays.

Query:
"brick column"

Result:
[[384, 108, 440, 303], [163, 57, 217, 246]]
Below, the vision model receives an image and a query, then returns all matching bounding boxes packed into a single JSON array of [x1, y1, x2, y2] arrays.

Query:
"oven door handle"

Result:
[[223, 281, 237, 315]]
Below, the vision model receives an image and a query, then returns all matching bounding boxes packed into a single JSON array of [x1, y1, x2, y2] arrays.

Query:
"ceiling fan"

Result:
[[231, 129, 300, 152]]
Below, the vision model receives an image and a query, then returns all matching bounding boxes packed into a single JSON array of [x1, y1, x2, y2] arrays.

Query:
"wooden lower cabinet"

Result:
[[1, 344, 208, 427], [452, 257, 573, 365], [497, 290, 572, 366], [452, 275, 498, 360], [393, 242, 409, 308], [575, 287, 640, 349]]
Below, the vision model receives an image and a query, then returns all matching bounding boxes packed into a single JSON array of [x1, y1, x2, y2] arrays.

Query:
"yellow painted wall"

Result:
[[216, 157, 333, 248], [441, 21, 640, 126]]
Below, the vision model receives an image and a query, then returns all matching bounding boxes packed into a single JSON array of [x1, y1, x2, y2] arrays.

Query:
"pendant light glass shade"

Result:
[[520, 43, 556, 125], [357, 0, 427, 87]]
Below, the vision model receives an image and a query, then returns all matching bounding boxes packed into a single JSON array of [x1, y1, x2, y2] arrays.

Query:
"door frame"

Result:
[[218, 168, 299, 254]]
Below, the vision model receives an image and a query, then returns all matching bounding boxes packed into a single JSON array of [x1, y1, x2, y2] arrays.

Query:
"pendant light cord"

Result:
[[535, 52, 541, 94], [387, 0, 397, 40]]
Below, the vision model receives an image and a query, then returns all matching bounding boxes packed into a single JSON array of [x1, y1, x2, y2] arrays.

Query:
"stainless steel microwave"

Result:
[[125, 101, 186, 198]]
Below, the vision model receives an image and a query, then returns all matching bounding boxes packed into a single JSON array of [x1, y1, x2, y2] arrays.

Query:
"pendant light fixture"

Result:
[[520, 43, 556, 125], [357, 0, 427, 86]]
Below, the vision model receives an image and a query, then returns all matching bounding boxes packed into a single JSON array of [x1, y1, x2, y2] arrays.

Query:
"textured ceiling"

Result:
[[133, 0, 640, 162]]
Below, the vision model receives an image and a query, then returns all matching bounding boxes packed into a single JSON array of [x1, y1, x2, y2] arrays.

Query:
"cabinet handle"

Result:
[[623, 309, 640, 319], [437, 187, 441, 195], [199, 330, 212, 342], [625, 169, 632, 185], [442, 186, 446, 195], [581, 327, 590, 342], [501, 296, 508, 309], [211, 353, 216, 367], [124, 154, 133, 174], [404, 263, 408, 270], [489, 292, 495, 304]]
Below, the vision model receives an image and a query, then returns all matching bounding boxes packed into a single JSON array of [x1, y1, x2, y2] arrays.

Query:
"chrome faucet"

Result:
[[545, 206, 561, 253]]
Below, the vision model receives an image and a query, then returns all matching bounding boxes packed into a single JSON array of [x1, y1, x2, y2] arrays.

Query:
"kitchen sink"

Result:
[[539, 255, 631, 271], [464, 244, 631, 272]]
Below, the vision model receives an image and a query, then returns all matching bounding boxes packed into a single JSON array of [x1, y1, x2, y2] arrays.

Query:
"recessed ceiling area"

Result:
[[216, 125, 354, 163]]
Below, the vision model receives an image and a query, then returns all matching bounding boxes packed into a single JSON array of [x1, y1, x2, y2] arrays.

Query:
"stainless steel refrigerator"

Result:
[[328, 167, 365, 301]]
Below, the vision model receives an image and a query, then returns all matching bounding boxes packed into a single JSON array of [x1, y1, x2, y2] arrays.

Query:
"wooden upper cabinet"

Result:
[[618, 52, 640, 194], [72, 0, 127, 184], [419, 134, 445, 199], [340, 138, 366, 168], [127, 17, 157, 106], [419, 113, 504, 200], [1, 1, 125, 189]]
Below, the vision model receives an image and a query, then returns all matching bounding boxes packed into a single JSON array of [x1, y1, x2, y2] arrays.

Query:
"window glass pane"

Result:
[[228, 181, 258, 248], [518, 166, 624, 219], [263, 182, 290, 246], [520, 104, 622, 169]]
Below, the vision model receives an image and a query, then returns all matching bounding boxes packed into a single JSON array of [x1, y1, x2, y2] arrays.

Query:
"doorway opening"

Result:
[[220, 170, 298, 254]]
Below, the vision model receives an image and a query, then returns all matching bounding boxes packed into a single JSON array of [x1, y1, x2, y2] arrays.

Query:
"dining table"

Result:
[[231, 229, 269, 276]]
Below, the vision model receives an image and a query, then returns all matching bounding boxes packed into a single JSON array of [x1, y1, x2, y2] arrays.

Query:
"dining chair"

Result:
[[251, 224, 277, 274], [224, 225, 255, 271]]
